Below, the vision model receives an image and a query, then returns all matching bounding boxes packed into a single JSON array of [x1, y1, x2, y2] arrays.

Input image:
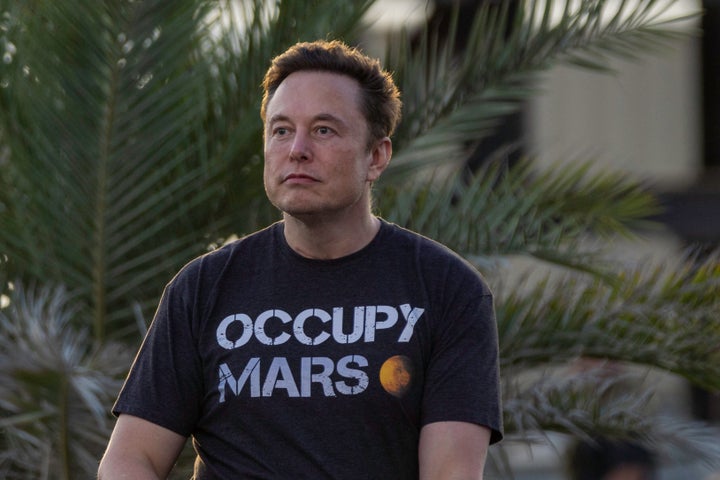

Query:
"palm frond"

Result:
[[0, 282, 131, 479], [499, 369, 720, 469], [498, 250, 720, 391], [381, 158, 660, 277], [0, 1, 219, 341], [381, 0, 699, 179], [0, 0, 377, 341], [503, 369, 655, 440]]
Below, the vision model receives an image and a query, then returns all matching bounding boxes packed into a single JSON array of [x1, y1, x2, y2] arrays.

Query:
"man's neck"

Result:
[[282, 213, 381, 260]]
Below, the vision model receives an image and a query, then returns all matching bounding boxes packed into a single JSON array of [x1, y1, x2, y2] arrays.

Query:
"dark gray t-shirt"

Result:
[[114, 220, 503, 479]]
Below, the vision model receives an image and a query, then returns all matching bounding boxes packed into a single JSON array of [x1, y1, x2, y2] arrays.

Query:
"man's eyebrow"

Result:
[[267, 113, 348, 128], [268, 114, 290, 125], [313, 113, 348, 129]]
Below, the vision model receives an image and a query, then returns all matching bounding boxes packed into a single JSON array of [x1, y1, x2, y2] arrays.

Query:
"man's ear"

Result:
[[367, 137, 392, 182]]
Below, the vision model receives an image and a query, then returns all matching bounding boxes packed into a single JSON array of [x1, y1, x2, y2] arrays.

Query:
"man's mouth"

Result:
[[283, 173, 318, 183]]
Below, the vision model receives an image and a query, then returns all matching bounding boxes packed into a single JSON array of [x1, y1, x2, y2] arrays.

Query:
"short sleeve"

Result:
[[112, 267, 204, 437], [420, 263, 503, 444]]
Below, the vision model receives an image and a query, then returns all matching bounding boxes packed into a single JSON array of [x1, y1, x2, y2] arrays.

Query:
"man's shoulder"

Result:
[[381, 220, 466, 261], [174, 222, 281, 279], [381, 220, 491, 293]]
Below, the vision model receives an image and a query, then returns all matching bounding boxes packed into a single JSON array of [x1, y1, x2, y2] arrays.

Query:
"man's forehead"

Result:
[[270, 71, 361, 104], [265, 72, 363, 123]]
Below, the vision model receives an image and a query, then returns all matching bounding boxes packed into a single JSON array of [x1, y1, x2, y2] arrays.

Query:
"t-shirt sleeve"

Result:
[[420, 261, 503, 444], [112, 266, 204, 437]]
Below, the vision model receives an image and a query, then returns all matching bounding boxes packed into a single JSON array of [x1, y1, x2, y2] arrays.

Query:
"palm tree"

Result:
[[0, 0, 718, 477]]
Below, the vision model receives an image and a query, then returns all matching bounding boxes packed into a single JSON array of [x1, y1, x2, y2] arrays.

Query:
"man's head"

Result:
[[261, 40, 402, 147]]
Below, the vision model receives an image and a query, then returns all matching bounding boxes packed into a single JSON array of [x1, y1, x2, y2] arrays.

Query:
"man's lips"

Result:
[[282, 173, 319, 184]]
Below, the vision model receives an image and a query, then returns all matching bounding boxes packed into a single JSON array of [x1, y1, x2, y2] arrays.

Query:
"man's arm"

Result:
[[418, 421, 491, 480], [98, 414, 187, 480]]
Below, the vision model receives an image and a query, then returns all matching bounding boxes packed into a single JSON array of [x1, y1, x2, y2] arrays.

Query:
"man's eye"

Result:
[[317, 126, 331, 135], [274, 127, 288, 136]]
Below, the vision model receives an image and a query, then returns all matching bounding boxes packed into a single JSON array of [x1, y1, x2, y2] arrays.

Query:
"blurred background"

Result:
[[363, 0, 717, 478]]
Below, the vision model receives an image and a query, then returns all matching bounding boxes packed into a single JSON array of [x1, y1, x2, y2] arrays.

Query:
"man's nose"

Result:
[[289, 132, 311, 161]]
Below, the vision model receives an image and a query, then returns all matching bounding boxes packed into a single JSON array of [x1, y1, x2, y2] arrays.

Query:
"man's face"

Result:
[[263, 70, 387, 221]]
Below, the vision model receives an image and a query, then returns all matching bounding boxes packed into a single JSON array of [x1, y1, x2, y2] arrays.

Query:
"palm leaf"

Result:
[[500, 369, 720, 469], [380, 0, 698, 181], [0, 0, 219, 342], [381, 158, 660, 278], [497, 250, 720, 391], [0, 0, 376, 341], [0, 283, 131, 479]]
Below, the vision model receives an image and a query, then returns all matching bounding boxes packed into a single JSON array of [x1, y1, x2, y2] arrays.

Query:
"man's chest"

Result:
[[203, 301, 429, 401]]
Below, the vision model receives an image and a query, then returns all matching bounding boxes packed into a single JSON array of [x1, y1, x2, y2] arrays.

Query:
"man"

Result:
[[98, 39, 503, 479]]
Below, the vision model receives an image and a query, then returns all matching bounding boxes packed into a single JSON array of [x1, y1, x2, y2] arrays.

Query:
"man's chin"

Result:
[[282, 209, 324, 220], [280, 206, 344, 224]]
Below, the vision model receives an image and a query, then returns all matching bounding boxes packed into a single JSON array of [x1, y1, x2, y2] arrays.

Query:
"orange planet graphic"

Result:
[[380, 355, 413, 397]]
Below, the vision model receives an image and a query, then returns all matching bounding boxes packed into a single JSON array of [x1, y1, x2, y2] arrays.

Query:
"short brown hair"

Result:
[[261, 40, 402, 144]]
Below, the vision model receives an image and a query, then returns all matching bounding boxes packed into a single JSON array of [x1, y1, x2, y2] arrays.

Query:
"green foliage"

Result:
[[382, 158, 661, 261], [0, 0, 718, 476], [382, 0, 695, 180], [0, 0, 373, 342], [498, 251, 720, 381], [0, 283, 131, 479]]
